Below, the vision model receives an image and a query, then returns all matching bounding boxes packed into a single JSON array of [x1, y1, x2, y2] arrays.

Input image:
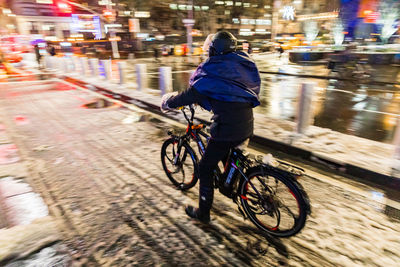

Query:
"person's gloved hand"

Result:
[[160, 92, 177, 113]]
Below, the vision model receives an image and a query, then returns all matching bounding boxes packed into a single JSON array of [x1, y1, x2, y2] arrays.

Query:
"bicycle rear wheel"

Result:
[[161, 137, 199, 190], [239, 167, 308, 237]]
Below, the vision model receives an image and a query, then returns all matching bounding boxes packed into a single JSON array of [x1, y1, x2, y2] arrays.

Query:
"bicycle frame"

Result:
[[177, 106, 209, 156], [173, 107, 271, 203]]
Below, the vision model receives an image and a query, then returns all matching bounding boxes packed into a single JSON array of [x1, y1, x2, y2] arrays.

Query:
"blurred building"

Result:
[[9, 0, 70, 39], [5, 0, 396, 47], [0, 7, 17, 34], [115, 0, 341, 42], [110, 0, 274, 41], [8, 0, 102, 40], [271, 0, 341, 38]]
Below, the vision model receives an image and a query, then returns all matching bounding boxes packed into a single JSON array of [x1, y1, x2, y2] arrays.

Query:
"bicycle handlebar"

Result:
[[180, 105, 195, 124]]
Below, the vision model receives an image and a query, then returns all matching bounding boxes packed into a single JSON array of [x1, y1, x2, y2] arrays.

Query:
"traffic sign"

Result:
[[182, 19, 195, 26], [182, 19, 195, 24]]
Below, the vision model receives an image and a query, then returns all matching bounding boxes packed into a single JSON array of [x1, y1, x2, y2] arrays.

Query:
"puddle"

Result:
[[83, 98, 117, 109]]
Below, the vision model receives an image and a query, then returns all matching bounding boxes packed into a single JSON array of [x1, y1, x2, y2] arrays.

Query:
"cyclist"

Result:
[[161, 31, 261, 223]]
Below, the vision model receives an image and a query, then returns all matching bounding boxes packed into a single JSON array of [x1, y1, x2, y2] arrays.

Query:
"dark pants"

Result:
[[198, 138, 245, 215]]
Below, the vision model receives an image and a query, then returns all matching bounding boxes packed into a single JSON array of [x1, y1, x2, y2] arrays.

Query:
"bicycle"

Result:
[[161, 106, 311, 237], [328, 58, 372, 83]]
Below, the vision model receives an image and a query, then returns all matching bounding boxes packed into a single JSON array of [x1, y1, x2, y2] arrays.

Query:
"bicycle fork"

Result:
[[173, 139, 184, 165]]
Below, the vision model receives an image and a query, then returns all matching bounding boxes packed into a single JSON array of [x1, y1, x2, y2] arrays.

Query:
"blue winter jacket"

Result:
[[168, 51, 261, 141], [189, 51, 261, 111]]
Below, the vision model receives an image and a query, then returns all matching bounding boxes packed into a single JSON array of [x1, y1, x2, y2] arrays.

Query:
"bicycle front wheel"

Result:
[[239, 167, 308, 237], [161, 137, 199, 190]]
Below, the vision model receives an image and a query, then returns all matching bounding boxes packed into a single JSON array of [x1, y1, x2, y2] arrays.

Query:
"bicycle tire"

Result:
[[161, 137, 199, 190], [239, 167, 308, 237]]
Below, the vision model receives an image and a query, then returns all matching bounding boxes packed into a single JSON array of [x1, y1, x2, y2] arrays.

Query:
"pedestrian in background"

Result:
[[34, 44, 42, 69], [277, 45, 284, 58], [248, 42, 253, 54], [48, 45, 56, 56], [153, 46, 160, 62], [81, 45, 87, 55]]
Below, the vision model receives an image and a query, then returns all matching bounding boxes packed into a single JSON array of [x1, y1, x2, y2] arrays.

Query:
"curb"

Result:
[[250, 135, 400, 190], [62, 75, 400, 191], [258, 70, 400, 85]]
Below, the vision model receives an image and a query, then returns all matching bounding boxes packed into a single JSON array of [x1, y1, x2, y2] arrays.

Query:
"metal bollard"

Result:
[[66, 57, 73, 73], [62, 57, 69, 73], [80, 57, 89, 76], [393, 118, 400, 163], [117, 61, 127, 85], [136, 64, 147, 90], [52, 57, 59, 70], [50, 56, 57, 70], [89, 58, 99, 77], [68, 57, 76, 72], [45, 56, 52, 69], [296, 83, 315, 134], [101, 59, 112, 80], [56, 57, 64, 72], [43, 56, 51, 69], [72, 57, 81, 73], [159, 66, 172, 95]]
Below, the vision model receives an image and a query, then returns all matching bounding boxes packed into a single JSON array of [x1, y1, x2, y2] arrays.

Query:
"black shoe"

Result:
[[185, 205, 210, 223]]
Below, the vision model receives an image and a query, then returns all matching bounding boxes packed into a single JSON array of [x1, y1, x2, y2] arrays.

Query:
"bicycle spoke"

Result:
[[247, 191, 259, 199], [166, 151, 174, 162], [179, 165, 186, 182], [240, 168, 308, 237], [171, 167, 181, 175], [280, 203, 297, 221]]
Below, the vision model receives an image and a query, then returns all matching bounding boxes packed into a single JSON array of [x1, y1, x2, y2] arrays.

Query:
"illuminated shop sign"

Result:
[[71, 14, 102, 39], [282, 6, 295, 20], [134, 11, 150, 18], [297, 12, 338, 21]]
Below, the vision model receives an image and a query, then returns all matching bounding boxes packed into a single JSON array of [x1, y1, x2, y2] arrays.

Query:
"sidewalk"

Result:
[[58, 72, 400, 191], [0, 113, 68, 265]]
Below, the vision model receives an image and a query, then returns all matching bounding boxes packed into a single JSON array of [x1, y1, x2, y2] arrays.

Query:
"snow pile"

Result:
[[0, 216, 61, 262]]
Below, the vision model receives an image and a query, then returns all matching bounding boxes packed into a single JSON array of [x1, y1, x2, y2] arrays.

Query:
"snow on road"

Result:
[[0, 80, 399, 266]]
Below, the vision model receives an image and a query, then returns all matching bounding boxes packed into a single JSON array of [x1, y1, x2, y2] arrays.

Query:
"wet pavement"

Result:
[[0, 79, 399, 266], [120, 54, 400, 144]]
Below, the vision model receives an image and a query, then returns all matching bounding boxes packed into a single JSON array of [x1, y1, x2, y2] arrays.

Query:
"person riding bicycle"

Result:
[[160, 31, 261, 223]]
